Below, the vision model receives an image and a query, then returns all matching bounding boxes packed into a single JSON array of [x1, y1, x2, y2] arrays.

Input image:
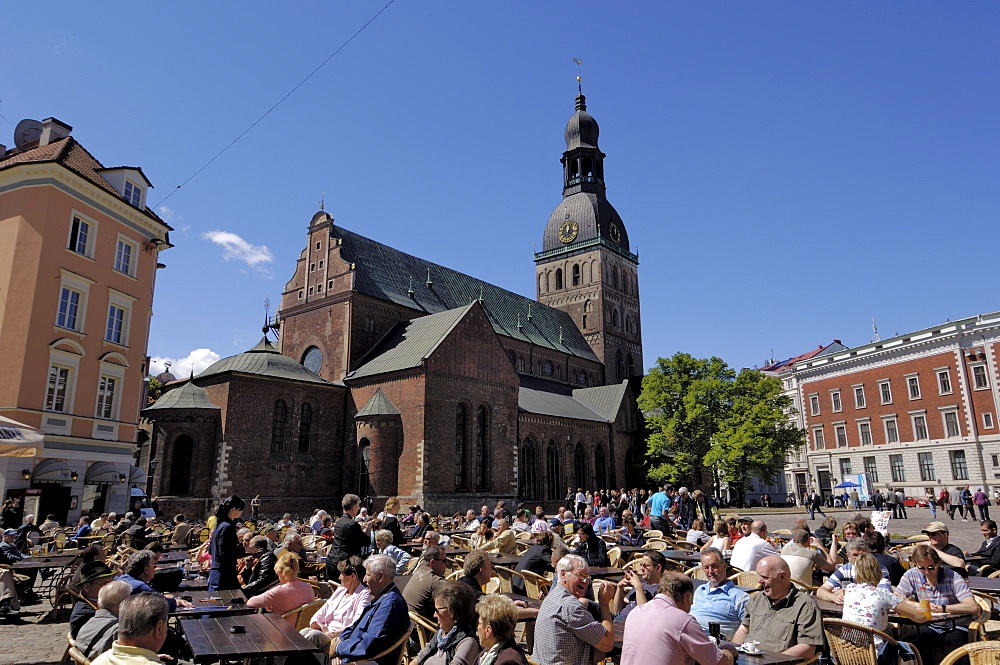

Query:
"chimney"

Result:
[[39, 118, 72, 146], [0, 144, 6, 156]]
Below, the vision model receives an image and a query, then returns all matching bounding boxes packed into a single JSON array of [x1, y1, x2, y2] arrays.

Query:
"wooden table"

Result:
[[180, 613, 319, 663], [501, 592, 542, 610], [489, 554, 521, 567], [157, 551, 189, 564], [616, 545, 652, 558], [815, 598, 953, 627], [439, 529, 476, 536], [173, 589, 255, 616], [968, 576, 1000, 594], [611, 624, 802, 664], [178, 576, 210, 590], [586, 566, 625, 580], [10, 553, 79, 570], [662, 550, 708, 564]]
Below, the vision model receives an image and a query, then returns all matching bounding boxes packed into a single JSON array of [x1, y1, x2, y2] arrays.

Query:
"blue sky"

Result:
[[4, 2, 998, 376]]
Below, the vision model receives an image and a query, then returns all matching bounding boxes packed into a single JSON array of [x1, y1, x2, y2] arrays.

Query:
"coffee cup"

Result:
[[743, 641, 761, 654]]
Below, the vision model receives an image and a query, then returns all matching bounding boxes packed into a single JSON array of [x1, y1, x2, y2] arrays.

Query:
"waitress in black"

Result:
[[208, 495, 246, 591]]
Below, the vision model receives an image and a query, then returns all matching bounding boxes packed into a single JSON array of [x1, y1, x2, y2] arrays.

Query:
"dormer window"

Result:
[[124, 180, 142, 206]]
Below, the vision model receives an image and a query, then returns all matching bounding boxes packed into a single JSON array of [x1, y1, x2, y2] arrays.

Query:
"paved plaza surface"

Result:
[[1, 505, 994, 664]]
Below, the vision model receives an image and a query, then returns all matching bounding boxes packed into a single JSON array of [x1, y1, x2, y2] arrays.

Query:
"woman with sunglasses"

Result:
[[300, 556, 372, 662], [410, 581, 480, 665]]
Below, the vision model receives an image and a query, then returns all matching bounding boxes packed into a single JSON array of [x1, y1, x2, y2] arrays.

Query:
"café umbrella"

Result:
[[833, 481, 860, 489], [0, 415, 43, 458]]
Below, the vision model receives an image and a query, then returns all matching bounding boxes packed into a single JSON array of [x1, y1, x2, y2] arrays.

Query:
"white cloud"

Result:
[[52, 37, 74, 55], [149, 349, 221, 379], [157, 205, 175, 222], [202, 230, 274, 272]]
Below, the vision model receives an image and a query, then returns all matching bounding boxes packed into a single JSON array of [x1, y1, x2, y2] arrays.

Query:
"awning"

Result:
[[0, 415, 42, 458], [128, 465, 147, 486], [85, 462, 123, 485], [32, 458, 72, 483]]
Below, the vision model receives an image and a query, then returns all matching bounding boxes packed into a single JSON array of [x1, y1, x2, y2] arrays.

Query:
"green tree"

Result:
[[703, 369, 806, 507], [637, 353, 734, 485], [146, 376, 163, 405]]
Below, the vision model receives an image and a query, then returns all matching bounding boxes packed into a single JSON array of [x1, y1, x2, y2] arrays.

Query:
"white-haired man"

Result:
[[534, 554, 615, 665], [332, 554, 409, 665], [76, 580, 132, 660], [91, 593, 170, 665]]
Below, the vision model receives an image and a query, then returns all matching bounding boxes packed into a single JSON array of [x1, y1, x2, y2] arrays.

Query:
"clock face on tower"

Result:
[[609, 222, 621, 243], [558, 219, 579, 244]]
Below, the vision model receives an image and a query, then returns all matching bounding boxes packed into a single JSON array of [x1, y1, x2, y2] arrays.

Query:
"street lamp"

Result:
[[21, 469, 31, 480], [70, 471, 79, 482], [147, 459, 158, 497]]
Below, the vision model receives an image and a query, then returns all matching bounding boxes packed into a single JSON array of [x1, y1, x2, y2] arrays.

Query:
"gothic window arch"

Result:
[[555, 269, 563, 290], [624, 316, 632, 334], [622, 275, 629, 295], [616, 350, 624, 382], [518, 356, 525, 372], [613, 267, 619, 289], [506, 349, 516, 366], [456, 403, 469, 490], [572, 264, 580, 286], [475, 405, 489, 489], [546, 441, 560, 500], [584, 300, 593, 313], [271, 399, 288, 454], [538, 274, 546, 294], [297, 402, 315, 453], [594, 445, 607, 490], [626, 354, 635, 377], [520, 438, 537, 500], [610, 308, 619, 328], [584, 262, 592, 283], [168, 434, 194, 495], [359, 438, 372, 497], [574, 443, 588, 489]]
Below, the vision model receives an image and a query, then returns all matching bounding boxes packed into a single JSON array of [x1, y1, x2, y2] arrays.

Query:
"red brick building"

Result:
[[144, 92, 647, 516]]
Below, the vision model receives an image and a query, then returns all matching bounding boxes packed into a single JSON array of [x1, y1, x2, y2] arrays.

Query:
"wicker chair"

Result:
[[988, 569, 1000, 579], [683, 566, 708, 580], [493, 566, 525, 593], [446, 569, 464, 581], [521, 570, 551, 599], [281, 598, 326, 631], [353, 621, 412, 665], [791, 577, 818, 593], [969, 596, 995, 642], [484, 578, 501, 594], [824, 618, 923, 665], [644, 539, 668, 552], [643, 530, 663, 539], [939, 642, 1000, 665], [673, 541, 700, 552], [607, 547, 622, 567], [727, 570, 761, 587], [772, 529, 793, 535], [409, 611, 437, 651]]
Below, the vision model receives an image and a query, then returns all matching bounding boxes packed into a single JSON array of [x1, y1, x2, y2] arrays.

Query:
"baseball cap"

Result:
[[737, 516, 753, 523], [922, 521, 949, 534], [78, 561, 116, 585], [2, 528, 16, 536]]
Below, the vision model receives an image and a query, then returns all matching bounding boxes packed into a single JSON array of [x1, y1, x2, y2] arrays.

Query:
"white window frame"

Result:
[[972, 364, 990, 390], [834, 422, 848, 447], [857, 418, 873, 446], [839, 458, 853, 478], [879, 380, 892, 405], [831, 389, 843, 413], [55, 269, 94, 334], [890, 453, 906, 482], [910, 410, 929, 440], [43, 344, 83, 418], [949, 450, 970, 481], [936, 368, 953, 395], [940, 407, 961, 438], [813, 427, 826, 450], [985, 413, 995, 429], [918, 451, 936, 482], [853, 384, 866, 409], [66, 212, 98, 259], [94, 360, 126, 421], [864, 455, 879, 482], [882, 414, 900, 444], [906, 373, 921, 400], [104, 289, 137, 347], [809, 393, 820, 416], [123, 179, 143, 207], [114, 235, 139, 277]]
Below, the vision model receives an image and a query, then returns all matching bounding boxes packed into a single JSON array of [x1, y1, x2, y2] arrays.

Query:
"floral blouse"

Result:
[[842, 583, 901, 650]]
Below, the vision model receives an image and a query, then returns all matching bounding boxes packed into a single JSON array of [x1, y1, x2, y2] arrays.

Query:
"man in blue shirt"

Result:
[[594, 506, 616, 535], [116, 550, 191, 612], [690, 547, 749, 640], [648, 486, 671, 534], [334, 553, 409, 665]]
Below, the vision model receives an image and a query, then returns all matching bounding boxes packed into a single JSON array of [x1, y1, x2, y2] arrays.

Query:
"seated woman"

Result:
[[246, 551, 316, 624], [475, 594, 529, 665], [701, 519, 731, 552], [410, 581, 480, 665], [842, 553, 926, 665], [617, 517, 645, 547], [300, 556, 371, 661], [469, 521, 494, 550], [686, 519, 709, 547], [374, 529, 412, 574], [572, 523, 610, 568]]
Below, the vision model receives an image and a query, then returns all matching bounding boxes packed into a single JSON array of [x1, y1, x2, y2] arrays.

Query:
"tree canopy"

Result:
[[638, 352, 805, 502]]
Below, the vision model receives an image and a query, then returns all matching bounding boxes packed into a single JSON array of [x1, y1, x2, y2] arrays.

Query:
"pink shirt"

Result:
[[246, 579, 316, 624], [622, 594, 725, 665], [312, 585, 372, 634]]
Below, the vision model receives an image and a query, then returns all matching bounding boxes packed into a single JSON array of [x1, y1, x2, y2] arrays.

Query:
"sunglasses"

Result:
[[915, 565, 939, 571]]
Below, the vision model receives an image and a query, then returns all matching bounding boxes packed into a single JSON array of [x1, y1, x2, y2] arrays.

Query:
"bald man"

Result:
[[729, 521, 777, 573], [731, 556, 824, 659]]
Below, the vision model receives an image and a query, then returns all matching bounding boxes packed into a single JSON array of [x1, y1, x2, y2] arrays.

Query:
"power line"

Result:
[[155, 0, 397, 208]]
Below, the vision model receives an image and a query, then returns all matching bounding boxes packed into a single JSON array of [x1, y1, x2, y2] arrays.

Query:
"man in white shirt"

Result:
[[730, 520, 777, 573]]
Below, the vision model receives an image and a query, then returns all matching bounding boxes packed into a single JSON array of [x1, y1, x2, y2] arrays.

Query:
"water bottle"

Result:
[[919, 585, 932, 619]]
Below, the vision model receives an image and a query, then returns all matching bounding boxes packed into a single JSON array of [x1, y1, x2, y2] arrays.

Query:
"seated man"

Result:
[[241, 535, 278, 597], [92, 593, 170, 665], [459, 549, 493, 601], [896, 544, 979, 664], [170, 514, 191, 549], [922, 521, 968, 576], [39, 514, 61, 535], [402, 545, 447, 621], [612, 551, 665, 622], [117, 550, 190, 612], [76, 580, 132, 660], [779, 529, 835, 583], [817, 538, 891, 604], [967, 520, 1000, 574], [593, 507, 616, 535], [729, 521, 777, 573], [0, 568, 23, 619], [534, 554, 615, 665], [863, 531, 906, 586], [690, 547, 750, 640], [480, 519, 517, 555], [513, 531, 555, 595], [332, 554, 410, 665], [70, 562, 118, 637], [731, 557, 824, 659], [622, 572, 736, 665]]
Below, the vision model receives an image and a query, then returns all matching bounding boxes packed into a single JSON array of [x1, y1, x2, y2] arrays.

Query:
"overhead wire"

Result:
[[154, 0, 397, 208]]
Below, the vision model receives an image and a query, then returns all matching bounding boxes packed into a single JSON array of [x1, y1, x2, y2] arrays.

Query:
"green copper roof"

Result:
[[572, 381, 629, 421], [143, 379, 219, 411], [355, 388, 401, 417], [196, 336, 328, 384]]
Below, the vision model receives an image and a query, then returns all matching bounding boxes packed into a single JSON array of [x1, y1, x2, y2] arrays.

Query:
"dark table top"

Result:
[[586, 566, 625, 580], [501, 592, 542, 610], [178, 576, 210, 590], [662, 550, 708, 563], [889, 538, 924, 546], [157, 551, 189, 564], [815, 597, 955, 626], [615, 545, 653, 555], [439, 529, 476, 536], [489, 554, 521, 567], [10, 553, 79, 570], [611, 623, 803, 664], [173, 589, 255, 616], [180, 613, 319, 663], [968, 576, 1000, 593]]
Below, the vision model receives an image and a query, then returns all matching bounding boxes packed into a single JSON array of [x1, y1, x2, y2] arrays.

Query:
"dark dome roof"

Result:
[[542, 192, 629, 253], [564, 94, 600, 151], [196, 337, 328, 384]]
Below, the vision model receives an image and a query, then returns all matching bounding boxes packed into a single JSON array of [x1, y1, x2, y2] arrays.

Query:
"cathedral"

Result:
[[144, 90, 647, 517]]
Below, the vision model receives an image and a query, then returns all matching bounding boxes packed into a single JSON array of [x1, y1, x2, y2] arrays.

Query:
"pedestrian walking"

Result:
[[896, 488, 907, 519], [974, 487, 991, 521], [948, 487, 962, 519], [886, 487, 898, 519], [872, 489, 885, 511], [926, 488, 937, 519], [962, 485, 975, 521], [939, 487, 952, 519]]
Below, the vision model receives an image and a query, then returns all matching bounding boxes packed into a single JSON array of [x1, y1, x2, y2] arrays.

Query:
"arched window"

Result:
[[572, 264, 580, 286], [546, 441, 561, 500], [616, 351, 624, 382], [610, 308, 619, 328], [625, 316, 632, 333], [594, 446, 607, 489], [168, 435, 193, 495], [475, 405, 489, 490], [271, 399, 287, 453], [574, 443, 588, 489], [626, 354, 635, 377], [584, 300, 593, 313], [456, 404, 468, 490], [359, 438, 372, 497], [518, 356, 525, 372], [506, 349, 516, 366], [613, 267, 619, 289], [622, 275, 629, 295], [298, 402, 314, 453], [555, 269, 563, 290], [302, 347, 322, 374], [538, 274, 546, 294], [520, 438, 537, 500]]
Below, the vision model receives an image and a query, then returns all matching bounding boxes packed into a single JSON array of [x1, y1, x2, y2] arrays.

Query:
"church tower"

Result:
[[534, 89, 642, 384]]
